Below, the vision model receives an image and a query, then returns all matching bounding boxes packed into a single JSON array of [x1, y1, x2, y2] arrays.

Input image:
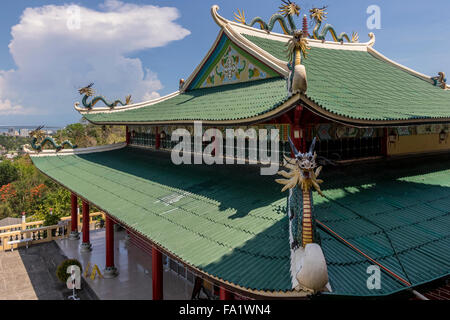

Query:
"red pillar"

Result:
[[80, 200, 92, 252], [220, 287, 233, 300], [152, 246, 163, 300], [155, 126, 160, 149], [382, 127, 388, 157], [103, 215, 118, 278], [125, 126, 130, 145], [291, 105, 304, 156], [69, 193, 79, 240]]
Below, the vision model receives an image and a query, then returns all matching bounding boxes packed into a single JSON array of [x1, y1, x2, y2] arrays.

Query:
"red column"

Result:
[[125, 126, 130, 145], [80, 200, 92, 252], [69, 193, 79, 240], [103, 215, 118, 278], [155, 126, 160, 149], [382, 128, 388, 157], [220, 287, 233, 300], [70, 193, 78, 232], [106, 216, 114, 267], [291, 105, 304, 156], [152, 246, 163, 300]]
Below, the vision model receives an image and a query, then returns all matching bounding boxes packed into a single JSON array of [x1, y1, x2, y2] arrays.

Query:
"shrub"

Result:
[[43, 213, 60, 226], [56, 259, 83, 283]]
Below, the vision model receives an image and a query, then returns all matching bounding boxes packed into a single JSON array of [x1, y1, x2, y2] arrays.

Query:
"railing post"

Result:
[[103, 215, 118, 278], [80, 201, 92, 252], [21, 212, 26, 231], [69, 193, 79, 240]]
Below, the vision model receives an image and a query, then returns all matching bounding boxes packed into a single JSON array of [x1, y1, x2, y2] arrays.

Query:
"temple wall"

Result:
[[387, 132, 450, 156]]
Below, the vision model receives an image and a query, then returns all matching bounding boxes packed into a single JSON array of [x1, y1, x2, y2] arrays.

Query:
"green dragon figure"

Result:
[[432, 72, 447, 89], [234, 0, 301, 35], [77, 83, 132, 110], [286, 30, 309, 95], [310, 7, 358, 43], [275, 137, 329, 293], [29, 126, 77, 151]]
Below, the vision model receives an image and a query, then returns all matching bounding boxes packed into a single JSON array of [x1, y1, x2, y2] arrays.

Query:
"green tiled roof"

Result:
[[83, 78, 289, 124], [82, 34, 450, 125], [243, 34, 450, 122], [32, 148, 450, 296]]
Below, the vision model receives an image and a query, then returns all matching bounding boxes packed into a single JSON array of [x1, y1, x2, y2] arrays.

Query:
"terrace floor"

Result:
[[56, 229, 194, 300], [0, 241, 97, 300]]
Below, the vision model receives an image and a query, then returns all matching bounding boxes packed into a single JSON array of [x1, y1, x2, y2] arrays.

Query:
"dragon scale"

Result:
[[31, 136, 77, 151], [312, 20, 352, 43], [301, 189, 313, 247], [82, 94, 129, 110]]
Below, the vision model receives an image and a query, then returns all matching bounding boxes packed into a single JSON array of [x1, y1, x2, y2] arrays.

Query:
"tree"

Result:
[[0, 160, 19, 186]]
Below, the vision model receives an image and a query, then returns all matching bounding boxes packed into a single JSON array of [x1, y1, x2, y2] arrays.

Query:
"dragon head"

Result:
[[279, 0, 301, 17], [78, 83, 95, 97], [286, 30, 310, 63], [310, 6, 328, 23], [276, 137, 324, 195], [30, 125, 46, 140], [290, 136, 318, 174]]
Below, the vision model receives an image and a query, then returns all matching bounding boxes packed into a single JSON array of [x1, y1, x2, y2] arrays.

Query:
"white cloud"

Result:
[[0, 99, 27, 115], [0, 0, 190, 123]]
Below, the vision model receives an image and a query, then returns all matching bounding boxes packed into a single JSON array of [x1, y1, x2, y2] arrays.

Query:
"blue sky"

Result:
[[0, 0, 449, 126]]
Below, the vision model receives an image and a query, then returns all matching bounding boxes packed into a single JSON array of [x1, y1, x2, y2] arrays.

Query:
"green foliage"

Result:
[[0, 121, 122, 221], [43, 213, 60, 226], [0, 160, 19, 186], [0, 135, 31, 152], [56, 259, 83, 283], [54, 121, 125, 148]]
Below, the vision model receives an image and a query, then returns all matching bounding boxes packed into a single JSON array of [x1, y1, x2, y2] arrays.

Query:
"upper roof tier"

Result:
[[78, 5, 450, 127]]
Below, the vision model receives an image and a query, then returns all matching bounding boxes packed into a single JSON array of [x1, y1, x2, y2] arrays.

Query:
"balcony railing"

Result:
[[0, 212, 105, 252]]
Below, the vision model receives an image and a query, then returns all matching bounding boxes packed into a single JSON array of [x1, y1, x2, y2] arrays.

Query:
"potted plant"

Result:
[[56, 259, 83, 283]]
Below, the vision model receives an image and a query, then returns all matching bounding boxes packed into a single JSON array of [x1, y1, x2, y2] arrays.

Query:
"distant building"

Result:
[[19, 129, 29, 137]]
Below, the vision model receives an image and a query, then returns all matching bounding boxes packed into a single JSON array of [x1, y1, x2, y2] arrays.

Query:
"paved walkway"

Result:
[[56, 229, 193, 300], [0, 242, 97, 300]]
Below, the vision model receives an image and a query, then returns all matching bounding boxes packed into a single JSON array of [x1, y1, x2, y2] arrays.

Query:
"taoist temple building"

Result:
[[27, 3, 450, 299]]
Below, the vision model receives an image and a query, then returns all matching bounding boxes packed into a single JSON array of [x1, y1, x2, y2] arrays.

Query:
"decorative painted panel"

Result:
[[314, 124, 381, 141], [188, 34, 279, 90]]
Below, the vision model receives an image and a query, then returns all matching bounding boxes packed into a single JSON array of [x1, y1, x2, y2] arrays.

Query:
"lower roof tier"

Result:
[[82, 78, 292, 125], [31, 147, 450, 297]]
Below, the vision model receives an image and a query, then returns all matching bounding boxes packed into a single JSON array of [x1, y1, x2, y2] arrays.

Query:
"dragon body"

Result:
[[276, 137, 328, 292], [77, 83, 131, 110], [235, 1, 300, 35], [310, 7, 358, 43], [29, 126, 77, 152], [432, 72, 447, 89], [286, 30, 309, 95], [277, 137, 323, 248], [31, 137, 77, 151]]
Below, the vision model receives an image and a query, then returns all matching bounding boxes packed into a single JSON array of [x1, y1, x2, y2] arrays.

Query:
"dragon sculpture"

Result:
[[310, 6, 358, 43], [286, 30, 309, 95], [234, 0, 301, 35], [432, 72, 447, 89], [76, 83, 132, 110], [29, 125, 77, 151], [275, 137, 329, 293]]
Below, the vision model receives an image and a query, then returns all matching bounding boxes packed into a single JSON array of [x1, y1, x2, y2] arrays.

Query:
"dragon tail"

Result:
[[267, 13, 292, 35]]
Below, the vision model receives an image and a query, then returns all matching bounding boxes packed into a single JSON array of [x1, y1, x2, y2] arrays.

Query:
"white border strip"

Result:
[[26, 142, 127, 157]]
